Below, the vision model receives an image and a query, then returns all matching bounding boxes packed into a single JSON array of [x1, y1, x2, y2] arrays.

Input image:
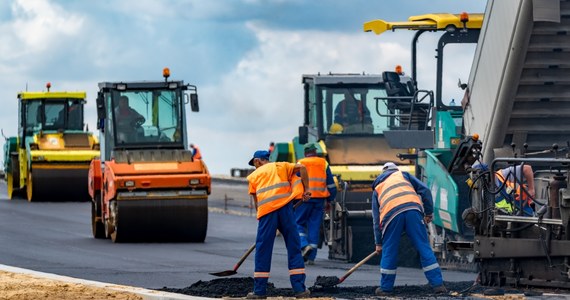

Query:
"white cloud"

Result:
[[11, 0, 84, 51], [188, 23, 411, 175]]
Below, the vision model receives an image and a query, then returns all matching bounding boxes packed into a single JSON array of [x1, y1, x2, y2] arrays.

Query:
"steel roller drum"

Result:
[[110, 198, 208, 243], [28, 165, 90, 202]]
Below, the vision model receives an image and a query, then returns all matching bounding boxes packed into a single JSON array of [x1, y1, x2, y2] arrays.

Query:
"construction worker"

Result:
[[473, 162, 535, 216], [372, 162, 446, 296], [268, 142, 275, 154], [246, 150, 312, 299], [333, 91, 373, 134], [294, 143, 337, 265], [115, 95, 145, 142], [190, 144, 202, 160]]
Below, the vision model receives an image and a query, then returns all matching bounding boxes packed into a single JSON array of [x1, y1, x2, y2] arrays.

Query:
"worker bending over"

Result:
[[246, 150, 312, 299], [372, 162, 446, 296], [294, 143, 337, 265]]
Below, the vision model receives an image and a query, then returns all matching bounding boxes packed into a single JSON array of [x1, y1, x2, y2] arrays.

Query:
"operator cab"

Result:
[[96, 69, 199, 161], [303, 73, 390, 138]]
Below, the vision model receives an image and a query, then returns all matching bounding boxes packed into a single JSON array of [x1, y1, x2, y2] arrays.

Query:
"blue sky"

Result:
[[0, 0, 486, 175]]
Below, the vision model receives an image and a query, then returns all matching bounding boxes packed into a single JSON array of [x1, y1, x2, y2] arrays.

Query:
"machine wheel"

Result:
[[91, 194, 105, 239], [26, 171, 34, 202], [108, 201, 122, 243], [6, 172, 14, 200]]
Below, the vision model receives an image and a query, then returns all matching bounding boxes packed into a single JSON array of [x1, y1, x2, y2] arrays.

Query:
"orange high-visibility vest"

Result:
[[247, 162, 304, 219], [375, 171, 422, 225], [298, 156, 330, 198], [495, 171, 531, 205]]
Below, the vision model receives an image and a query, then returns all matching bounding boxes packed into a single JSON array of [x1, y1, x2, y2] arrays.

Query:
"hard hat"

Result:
[[329, 123, 343, 134]]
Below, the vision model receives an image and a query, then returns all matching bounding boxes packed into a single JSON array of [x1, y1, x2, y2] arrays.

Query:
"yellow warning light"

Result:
[[163, 67, 171, 80]]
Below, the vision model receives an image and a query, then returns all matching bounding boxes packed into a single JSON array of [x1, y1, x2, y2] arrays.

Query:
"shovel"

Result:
[[209, 200, 306, 277], [315, 251, 379, 287], [209, 243, 256, 277]]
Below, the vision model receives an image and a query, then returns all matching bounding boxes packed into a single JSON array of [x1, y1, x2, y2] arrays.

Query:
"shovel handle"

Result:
[[233, 243, 256, 271], [339, 251, 379, 282], [294, 200, 303, 209]]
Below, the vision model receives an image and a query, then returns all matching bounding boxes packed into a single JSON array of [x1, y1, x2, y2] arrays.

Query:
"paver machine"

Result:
[[270, 71, 435, 265], [364, 12, 483, 270], [2, 83, 100, 201], [88, 68, 211, 242]]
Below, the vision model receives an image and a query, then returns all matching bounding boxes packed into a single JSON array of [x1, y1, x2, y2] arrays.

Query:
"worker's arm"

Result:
[[371, 189, 382, 252], [293, 163, 311, 201], [325, 166, 337, 202], [251, 194, 258, 211], [522, 164, 535, 198]]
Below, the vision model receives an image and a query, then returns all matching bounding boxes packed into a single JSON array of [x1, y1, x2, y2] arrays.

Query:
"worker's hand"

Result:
[[528, 187, 536, 199], [375, 245, 382, 254], [424, 214, 433, 224], [302, 192, 311, 201]]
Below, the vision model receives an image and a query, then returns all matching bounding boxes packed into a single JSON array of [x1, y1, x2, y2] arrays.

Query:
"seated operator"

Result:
[[115, 95, 145, 142], [333, 91, 373, 134]]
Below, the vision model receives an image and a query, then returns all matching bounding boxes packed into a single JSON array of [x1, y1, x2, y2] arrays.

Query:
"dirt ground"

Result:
[[160, 276, 559, 299], [0, 271, 142, 300]]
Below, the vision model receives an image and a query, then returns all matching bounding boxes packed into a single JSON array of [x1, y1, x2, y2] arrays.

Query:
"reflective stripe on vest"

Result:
[[298, 157, 330, 198], [495, 171, 530, 205], [247, 162, 303, 219], [375, 171, 422, 225]]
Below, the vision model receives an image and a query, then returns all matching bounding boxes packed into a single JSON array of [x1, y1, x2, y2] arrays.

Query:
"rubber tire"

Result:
[[109, 201, 121, 243], [91, 194, 105, 239], [26, 171, 34, 202], [6, 172, 13, 200]]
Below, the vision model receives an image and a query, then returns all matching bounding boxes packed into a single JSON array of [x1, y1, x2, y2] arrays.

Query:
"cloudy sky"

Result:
[[0, 0, 486, 175]]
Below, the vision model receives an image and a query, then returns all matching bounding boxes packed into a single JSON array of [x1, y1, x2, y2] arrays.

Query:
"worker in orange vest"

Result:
[[372, 162, 446, 296], [294, 143, 337, 265], [246, 150, 312, 299], [190, 144, 202, 160]]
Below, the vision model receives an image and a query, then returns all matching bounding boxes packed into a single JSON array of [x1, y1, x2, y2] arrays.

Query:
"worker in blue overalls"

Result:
[[294, 143, 337, 265], [246, 150, 312, 299], [372, 162, 446, 296]]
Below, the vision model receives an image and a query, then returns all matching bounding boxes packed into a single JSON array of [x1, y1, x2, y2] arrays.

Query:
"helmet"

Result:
[[329, 123, 344, 134]]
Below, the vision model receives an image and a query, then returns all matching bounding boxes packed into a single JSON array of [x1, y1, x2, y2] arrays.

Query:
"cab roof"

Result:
[[302, 73, 384, 85], [98, 80, 186, 90], [18, 91, 87, 101]]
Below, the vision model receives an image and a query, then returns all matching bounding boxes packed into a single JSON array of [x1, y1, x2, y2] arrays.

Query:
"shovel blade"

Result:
[[314, 275, 340, 287], [209, 270, 238, 277]]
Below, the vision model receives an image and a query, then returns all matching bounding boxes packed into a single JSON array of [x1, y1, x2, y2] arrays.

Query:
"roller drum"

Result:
[[28, 166, 90, 201], [110, 198, 208, 243]]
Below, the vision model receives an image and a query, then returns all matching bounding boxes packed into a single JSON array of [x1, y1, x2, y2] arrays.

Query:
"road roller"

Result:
[[88, 68, 211, 242], [2, 83, 100, 201]]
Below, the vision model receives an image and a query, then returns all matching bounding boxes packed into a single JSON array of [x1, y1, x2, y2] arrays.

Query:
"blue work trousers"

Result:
[[380, 210, 443, 292], [254, 202, 306, 295], [294, 198, 325, 260]]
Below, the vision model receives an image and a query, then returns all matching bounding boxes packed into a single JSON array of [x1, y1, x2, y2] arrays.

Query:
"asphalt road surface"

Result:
[[0, 178, 476, 291]]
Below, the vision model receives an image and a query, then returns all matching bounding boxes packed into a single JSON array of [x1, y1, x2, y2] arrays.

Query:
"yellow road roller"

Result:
[[3, 83, 100, 201]]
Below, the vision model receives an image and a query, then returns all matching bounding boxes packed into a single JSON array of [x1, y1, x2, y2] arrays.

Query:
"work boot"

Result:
[[433, 285, 447, 294], [375, 287, 394, 296], [295, 290, 310, 298], [246, 292, 267, 299], [307, 260, 315, 265]]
